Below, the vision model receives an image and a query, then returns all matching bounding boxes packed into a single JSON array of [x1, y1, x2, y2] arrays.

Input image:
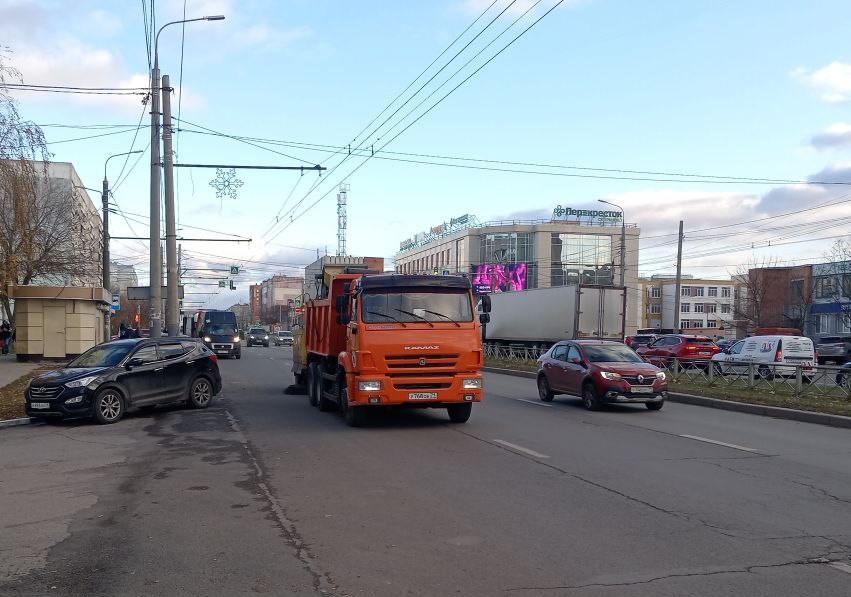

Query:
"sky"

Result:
[[2, 0, 851, 309]]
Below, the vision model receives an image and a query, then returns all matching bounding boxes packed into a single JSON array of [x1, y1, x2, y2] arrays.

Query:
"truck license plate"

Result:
[[30, 402, 49, 409], [408, 392, 438, 400], [631, 387, 653, 394]]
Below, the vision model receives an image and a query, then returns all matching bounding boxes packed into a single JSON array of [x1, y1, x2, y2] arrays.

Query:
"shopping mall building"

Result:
[[393, 208, 641, 330]]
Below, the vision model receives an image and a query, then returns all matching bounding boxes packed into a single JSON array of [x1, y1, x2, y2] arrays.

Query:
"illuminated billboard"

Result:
[[472, 263, 527, 293]]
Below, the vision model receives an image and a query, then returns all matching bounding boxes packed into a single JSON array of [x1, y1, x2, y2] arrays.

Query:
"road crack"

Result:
[[224, 409, 340, 596]]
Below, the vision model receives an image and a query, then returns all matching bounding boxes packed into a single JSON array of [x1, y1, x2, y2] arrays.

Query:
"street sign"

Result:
[[218, 280, 227, 288], [127, 286, 185, 300], [111, 292, 120, 312], [230, 265, 239, 275]]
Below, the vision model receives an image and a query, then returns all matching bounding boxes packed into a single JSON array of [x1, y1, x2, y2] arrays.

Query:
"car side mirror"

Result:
[[570, 357, 582, 364], [479, 313, 490, 324], [480, 295, 492, 313], [125, 357, 143, 370]]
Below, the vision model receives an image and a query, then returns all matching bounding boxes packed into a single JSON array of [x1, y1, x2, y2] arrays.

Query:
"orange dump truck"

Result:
[[293, 268, 488, 426]]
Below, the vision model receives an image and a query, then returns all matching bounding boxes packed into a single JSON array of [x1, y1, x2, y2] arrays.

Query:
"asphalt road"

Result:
[[2, 345, 851, 596]]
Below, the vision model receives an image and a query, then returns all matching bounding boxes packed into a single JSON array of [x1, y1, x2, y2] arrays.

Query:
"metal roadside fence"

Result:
[[482, 344, 851, 400], [656, 358, 851, 400]]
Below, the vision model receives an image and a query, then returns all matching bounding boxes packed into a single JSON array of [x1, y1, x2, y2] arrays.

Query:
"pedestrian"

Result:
[[0, 322, 10, 356], [119, 322, 128, 339]]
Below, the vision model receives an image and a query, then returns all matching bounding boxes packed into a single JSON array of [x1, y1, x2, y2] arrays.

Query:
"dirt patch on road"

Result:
[[0, 367, 55, 421]]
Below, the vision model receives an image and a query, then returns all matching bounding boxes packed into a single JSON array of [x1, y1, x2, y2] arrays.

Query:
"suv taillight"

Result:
[[210, 354, 219, 364]]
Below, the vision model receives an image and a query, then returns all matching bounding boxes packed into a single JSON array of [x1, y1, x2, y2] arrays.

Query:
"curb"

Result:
[[482, 367, 851, 430], [0, 417, 40, 430]]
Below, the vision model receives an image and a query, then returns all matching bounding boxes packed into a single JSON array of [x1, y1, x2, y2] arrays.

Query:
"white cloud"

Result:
[[793, 61, 851, 103], [811, 123, 851, 150]]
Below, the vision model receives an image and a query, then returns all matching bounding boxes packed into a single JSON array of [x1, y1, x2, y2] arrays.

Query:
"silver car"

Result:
[[816, 336, 851, 365]]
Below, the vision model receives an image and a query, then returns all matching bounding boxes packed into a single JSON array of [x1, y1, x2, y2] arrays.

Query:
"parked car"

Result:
[[625, 334, 657, 348], [201, 323, 242, 359], [246, 327, 270, 347], [273, 330, 294, 346], [712, 335, 815, 379], [536, 340, 668, 411], [25, 338, 222, 424], [636, 334, 720, 368], [816, 336, 851, 365]]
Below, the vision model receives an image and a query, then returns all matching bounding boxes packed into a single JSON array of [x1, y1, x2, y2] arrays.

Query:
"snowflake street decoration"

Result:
[[209, 168, 244, 200]]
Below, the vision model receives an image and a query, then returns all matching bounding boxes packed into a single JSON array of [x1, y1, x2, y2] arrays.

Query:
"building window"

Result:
[[817, 314, 830, 334], [721, 304, 731, 314], [721, 287, 731, 298], [708, 287, 718, 297], [814, 276, 837, 299], [695, 304, 705, 313], [550, 233, 613, 287], [681, 286, 690, 297], [481, 232, 534, 264], [694, 287, 705, 297], [650, 303, 661, 314], [706, 320, 717, 328], [650, 287, 661, 298], [681, 303, 690, 313], [705, 304, 717, 313]]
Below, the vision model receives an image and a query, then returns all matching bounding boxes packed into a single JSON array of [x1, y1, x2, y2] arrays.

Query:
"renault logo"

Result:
[[419, 358, 427, 366], [637, 375, 645, 384]]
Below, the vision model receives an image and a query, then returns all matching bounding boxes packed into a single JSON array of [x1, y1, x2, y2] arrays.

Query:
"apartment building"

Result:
[[640, 274, 740, 337]]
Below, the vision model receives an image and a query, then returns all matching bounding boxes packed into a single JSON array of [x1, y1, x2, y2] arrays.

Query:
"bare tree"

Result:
[[820, 239, 851, 331], [732, 257, 777, 334]]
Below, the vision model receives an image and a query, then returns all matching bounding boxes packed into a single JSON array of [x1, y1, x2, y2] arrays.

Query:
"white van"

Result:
[[711, 335, 815, 378]]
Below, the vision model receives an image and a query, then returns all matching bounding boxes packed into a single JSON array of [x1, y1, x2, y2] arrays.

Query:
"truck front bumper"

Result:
[[350, 374, 483, 407]]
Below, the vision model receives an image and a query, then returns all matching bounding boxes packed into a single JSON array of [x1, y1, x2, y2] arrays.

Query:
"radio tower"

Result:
[[337, 183, 349, 256]]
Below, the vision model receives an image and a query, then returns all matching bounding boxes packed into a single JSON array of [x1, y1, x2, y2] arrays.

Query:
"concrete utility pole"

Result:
[[103, 150, 141, 342], [151, 14, 225, 338], [673, 220, 684, 332], [161, 74, 179, 337]]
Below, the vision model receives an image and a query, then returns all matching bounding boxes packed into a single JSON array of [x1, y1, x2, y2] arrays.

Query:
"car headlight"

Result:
[[656, 371, 666, 381], [234, 336, 241, 342], [358, 380, 382, 391], [203, 336, 211, 342], [65, 375, 99, 388], [600, 371, 622, 380], [462, 378, 482, 389], [264, 335, 269, 340]]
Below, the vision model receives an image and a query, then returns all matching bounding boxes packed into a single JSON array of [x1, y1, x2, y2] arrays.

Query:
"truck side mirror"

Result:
[[336, 314, 352, 325], [479, 313, 490, 324], [335, 295, 346, 313], [481, 295, 492, 313]]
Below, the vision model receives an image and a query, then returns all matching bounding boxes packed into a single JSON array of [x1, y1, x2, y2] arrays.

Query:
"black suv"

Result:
[[25, 338, 222, 424], [246, 327, 270, 347]]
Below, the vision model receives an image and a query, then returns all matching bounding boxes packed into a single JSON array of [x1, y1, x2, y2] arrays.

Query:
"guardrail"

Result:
[[482, 345, 851, 400]]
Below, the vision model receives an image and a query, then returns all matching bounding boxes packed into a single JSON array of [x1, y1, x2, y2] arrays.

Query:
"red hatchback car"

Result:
[[635, 334, 719, 368], [536, 340, 668, 411]]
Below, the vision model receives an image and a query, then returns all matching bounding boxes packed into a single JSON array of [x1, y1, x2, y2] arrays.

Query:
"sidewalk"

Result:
[[0, 354, 39, 388]]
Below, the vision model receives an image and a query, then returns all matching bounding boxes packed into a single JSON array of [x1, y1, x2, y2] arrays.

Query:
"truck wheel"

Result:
[[341, 387, 365, 426], [317, 370, 336, 412], [582, 383, 602, 411], [537, 375, 554, 402], [447, 403, 472, 423], [307, 364, 319, 407]]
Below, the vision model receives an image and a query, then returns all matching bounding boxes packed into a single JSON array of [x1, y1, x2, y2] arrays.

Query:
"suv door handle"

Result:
[[154, 367, 164, 372]]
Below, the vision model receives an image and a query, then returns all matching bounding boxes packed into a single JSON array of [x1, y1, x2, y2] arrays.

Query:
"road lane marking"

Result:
[[515, 398, 553, 408], [830, 562, 851, 575], [679, 434, 757, 453], [493, 439, 550, 459]]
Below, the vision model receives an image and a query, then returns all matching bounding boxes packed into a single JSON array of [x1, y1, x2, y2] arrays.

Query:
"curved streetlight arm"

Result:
[[105, 150, 143, 182], [154, 16, 225, 69], [598, 198, 624, 214]]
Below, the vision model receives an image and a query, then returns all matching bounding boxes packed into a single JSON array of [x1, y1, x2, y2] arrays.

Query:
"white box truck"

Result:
[[483, 285, 626, 348]]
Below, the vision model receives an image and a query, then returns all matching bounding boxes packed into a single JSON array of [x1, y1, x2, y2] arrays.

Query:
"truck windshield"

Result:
[[361, 290, 473, 324], [207, 324, 237, 335]]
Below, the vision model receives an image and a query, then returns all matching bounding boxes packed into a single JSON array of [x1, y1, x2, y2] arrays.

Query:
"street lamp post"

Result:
[[151, 15, 224, 338], [103, 151, 142, 341], [599, 199, 627, 338]]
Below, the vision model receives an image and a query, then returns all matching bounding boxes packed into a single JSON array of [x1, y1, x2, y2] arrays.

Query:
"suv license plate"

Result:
[[30, 402, 50, 409], [699, 351, 710, 355], [408, 392, 438, 400], [631, 387, 653, 394]]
